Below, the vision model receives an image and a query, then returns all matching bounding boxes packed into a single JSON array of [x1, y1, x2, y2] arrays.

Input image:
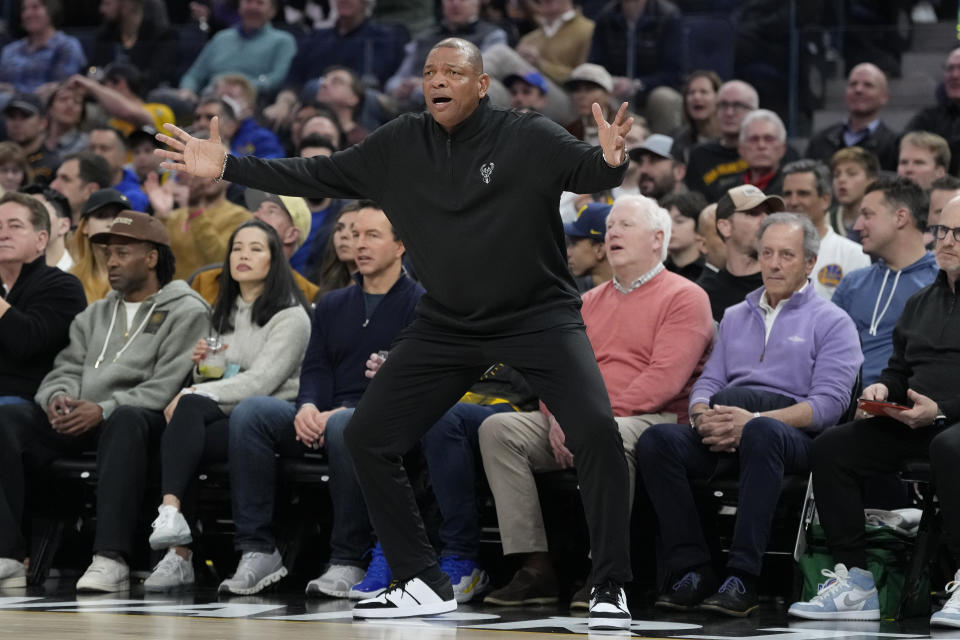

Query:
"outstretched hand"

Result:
[[155, 117, 226, 178], [593, 101, 633, 167]]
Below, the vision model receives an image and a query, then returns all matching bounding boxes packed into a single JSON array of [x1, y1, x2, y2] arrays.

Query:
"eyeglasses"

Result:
[[930, 224, 960, 242], [717, 101, 753, 112]]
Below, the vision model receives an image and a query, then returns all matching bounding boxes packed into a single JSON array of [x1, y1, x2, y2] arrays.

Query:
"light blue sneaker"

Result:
[[349, 543, 392, 600], [440, 555, 489, 603], [788, 563, 880, 620], [931, 570, 960, 627]]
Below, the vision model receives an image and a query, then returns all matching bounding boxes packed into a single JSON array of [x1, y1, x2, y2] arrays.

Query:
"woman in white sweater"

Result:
[[144, 219, 311, 591]]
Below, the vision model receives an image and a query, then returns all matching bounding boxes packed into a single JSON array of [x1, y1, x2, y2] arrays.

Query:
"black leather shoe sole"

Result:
[[699, 601, 759, 617]]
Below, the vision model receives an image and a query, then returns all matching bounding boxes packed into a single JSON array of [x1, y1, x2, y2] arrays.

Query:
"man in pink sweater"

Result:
[[478, 194, 715, 609]]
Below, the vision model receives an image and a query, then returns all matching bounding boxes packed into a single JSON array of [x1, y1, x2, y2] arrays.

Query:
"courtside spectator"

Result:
[[0, 211, 208, 593], [298, 110, 345, 152], [670, 71, 721, 163], [698, 185, 783, 322], [480, 195, 713, 609], [190, 190, 318, 304], [279, 0, 406, 93], [781, 160, 869, 301], [88, 127, 149, 211], [67, 64, 175, 138], [630, 133, 685, 201], [833, 177, 938, 385], [685, 81, 758, 201], [662, 191, 708, 281], [294, 135, 345, 279], [482, 0, 594, 122], [127, 128, 164, 185], [220, 203, 422, 596], [179, 0, 296, 100], [927, 176, 960, 247], [385, 0, 508, 108], [92, 0, 179, 92], [565, 202, 612, 292], [315, 67, 369, 146], [505, 72, 548, 113], [587, 0, 682, 133], [806, 64, 899, 171], [0, 192, 85, 406], [22, 184, 72, 271], [642, 213, 861, 617], [163, 140, 251, 280], [829, 146, 880, 241], [51, 152, 113, 225], [3, 93, 59, 183], [789, 196, 960, 625], [564, 63, 613, 145], [145, 220, 310, 592], [0, 0, 85, 94], [898, 131, 950, 190], [43, 82, 88, 159], [904, 47, 960, 175], [0, 142, 32, 193], [214, 75, 285, 159], [698, 203, 725, 273], [68, 188, 129, 302], [734, 110, 788, 196], [313, 206, 360, 299]]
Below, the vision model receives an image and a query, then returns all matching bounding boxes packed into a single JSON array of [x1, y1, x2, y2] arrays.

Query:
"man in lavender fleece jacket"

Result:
[[637, 212, 862, 618]]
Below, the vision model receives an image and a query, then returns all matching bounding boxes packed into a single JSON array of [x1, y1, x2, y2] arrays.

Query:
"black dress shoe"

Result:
[[654, 569, 716, 610], [699, 575, 759, 617]]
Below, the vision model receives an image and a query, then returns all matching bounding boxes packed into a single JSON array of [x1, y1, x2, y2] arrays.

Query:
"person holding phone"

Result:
[[790, 195, 960, 626]]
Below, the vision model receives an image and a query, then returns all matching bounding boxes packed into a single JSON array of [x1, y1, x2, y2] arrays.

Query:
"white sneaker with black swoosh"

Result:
[[788, 563, 880, 620]]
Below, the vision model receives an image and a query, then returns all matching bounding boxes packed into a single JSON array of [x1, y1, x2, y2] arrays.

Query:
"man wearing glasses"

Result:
[[788, 193, 960, 626], [685, 80, 758, 201]]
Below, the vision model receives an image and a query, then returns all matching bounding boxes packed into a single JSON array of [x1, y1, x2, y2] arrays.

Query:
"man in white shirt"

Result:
[[23, 185, 73, 272], [781, 159, 870, 300]]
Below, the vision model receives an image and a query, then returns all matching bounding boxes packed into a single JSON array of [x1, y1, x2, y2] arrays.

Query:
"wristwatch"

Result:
[[933, 406, 948, 428]]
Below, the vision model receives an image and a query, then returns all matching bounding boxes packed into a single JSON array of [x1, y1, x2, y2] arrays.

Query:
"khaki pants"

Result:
[[478, 409, 675, 555]]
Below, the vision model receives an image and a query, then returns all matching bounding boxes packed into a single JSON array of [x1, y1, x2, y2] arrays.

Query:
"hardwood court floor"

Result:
[[0, 585, 946, 640]]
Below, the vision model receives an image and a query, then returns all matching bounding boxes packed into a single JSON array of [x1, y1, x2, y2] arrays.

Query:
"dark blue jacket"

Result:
[[296, 272, 423, 409]]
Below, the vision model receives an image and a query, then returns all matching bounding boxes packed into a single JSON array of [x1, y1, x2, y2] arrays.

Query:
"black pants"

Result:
[[343, 320, 631, 583], [813, 417, 960, 568], [0, 402, 164, 559], [0, 402, 95, 560], [161, 394, 229, 529]]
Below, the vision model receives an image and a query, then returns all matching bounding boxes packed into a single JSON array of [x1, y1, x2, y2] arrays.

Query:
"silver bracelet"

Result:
[[214, 153, 228, 183]]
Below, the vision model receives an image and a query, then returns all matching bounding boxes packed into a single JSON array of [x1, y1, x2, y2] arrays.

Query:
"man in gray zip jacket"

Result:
[[0, 211, 209, 592]]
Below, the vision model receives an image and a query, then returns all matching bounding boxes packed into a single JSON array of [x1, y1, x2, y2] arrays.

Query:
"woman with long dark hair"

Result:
[[144, 219, 311, 592], [312, 204, 360, 299], [670, 70, 722, 163]]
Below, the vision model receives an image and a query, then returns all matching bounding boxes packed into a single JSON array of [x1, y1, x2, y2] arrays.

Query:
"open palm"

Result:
[[593, 101, 633, 167], [155, 117, 227, 179]]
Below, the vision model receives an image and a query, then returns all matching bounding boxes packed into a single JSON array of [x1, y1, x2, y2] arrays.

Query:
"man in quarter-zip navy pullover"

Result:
[[157, 37, 635, 628]]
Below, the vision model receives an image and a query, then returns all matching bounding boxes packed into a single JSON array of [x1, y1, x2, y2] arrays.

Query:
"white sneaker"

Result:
[[217, 549, 287, 595], [788, 563, 880, 620], [144, 549, 195, 592], [148, 505, 192, 550], [0, 558, 26, 588], [931, 569, 960, 627], [353, 577, 457, 618], [306, 564, 366, 598], [76, 555, 129, 592], [588, 581, 632, 630]]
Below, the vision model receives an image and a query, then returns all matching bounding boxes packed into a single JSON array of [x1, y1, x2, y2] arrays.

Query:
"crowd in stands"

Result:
[[3, 0, 960, 629]]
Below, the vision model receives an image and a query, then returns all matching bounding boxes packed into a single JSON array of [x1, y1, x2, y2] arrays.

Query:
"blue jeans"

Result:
[[0, 397, 28, 406], [637, 417, 814, 576], [420, 402, 514, 559], [227, 398, 373, 565]]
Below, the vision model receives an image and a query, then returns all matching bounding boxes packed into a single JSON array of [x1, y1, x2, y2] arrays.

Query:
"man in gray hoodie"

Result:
[[0, 211, 209, 592]]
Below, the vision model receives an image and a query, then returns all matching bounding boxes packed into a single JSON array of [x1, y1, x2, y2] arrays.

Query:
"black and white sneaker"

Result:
[[353, 577, 457, 619], [588, 581, 632, 630]]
